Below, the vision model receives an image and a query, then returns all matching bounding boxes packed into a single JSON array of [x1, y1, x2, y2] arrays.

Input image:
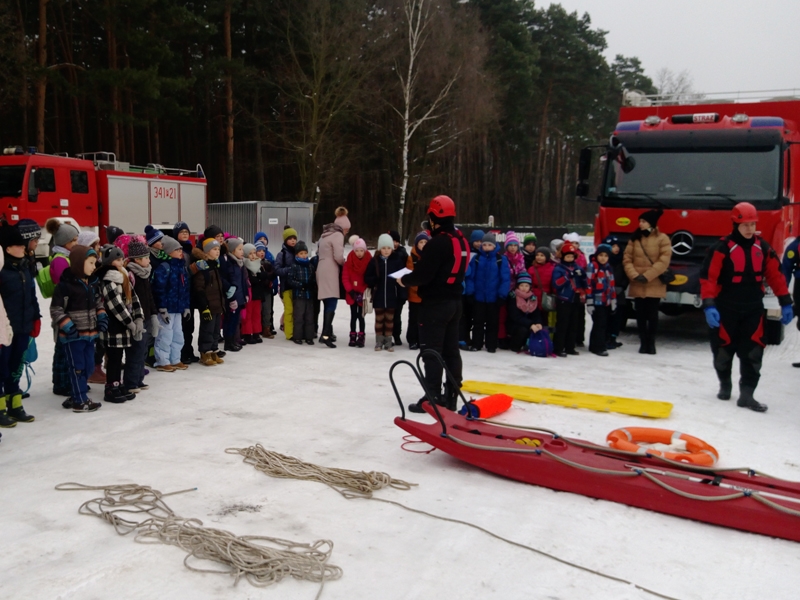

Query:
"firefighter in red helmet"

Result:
[[399, 195, 470, 413], [700, 202, 793, 412]]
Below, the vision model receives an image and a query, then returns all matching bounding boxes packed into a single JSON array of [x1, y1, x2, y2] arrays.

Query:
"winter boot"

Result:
[[72, 399, 101, 413], [88, 364, 107, 384], [374, 335, 384, 351], [254, 334, 263, 344], [104, 383, 133, 404], [211, 351, 225, 364], [443, 384, 459, 412], [408, 397, 428, 413], [200, 352, 217, 366], [356, 332, 365, 348], [319, 312, 336, 348], [737, 386, 768, 412], [384, 337, 395, 352], [8, 394, 34, 423], [224, 339, 241, 352], [348, 332, 357, 347], [0, 395, 17, 428], [716, 373, 732, 400]]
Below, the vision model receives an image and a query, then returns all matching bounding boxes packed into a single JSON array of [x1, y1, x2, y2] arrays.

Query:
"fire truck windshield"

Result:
[[604, 146, 780, 205], [0, 166, 25, 198]]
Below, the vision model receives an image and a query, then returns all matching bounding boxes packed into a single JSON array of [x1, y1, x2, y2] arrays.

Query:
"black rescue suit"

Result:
[[401, 223, 470, 408], [700, 229, 791, 393]]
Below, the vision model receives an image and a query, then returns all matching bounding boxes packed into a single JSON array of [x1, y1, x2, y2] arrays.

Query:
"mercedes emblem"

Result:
[[671, 231, 694, 256]]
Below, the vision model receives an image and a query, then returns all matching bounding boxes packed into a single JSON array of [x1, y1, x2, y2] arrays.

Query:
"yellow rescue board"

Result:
[[461, 380, 672, 419]]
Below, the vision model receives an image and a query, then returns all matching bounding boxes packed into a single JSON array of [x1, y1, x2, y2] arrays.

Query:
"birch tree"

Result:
[[394, 0, 459, 239]]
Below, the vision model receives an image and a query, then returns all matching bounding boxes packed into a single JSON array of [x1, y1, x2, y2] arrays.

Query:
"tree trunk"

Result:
[[34, 0, 49, 152], [223, 0, 234, 203], [106, 2, 120, 157], [253, 91, 266, 202]]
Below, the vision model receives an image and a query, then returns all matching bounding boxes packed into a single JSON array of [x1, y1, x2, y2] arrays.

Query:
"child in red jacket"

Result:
[[342, 238, 372, 347]]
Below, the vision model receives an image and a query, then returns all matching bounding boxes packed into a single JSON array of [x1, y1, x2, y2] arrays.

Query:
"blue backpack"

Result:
[[528, 329, 555, 358]]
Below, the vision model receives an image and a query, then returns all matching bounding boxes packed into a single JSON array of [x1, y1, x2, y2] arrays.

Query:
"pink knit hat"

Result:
[[353, 237, 367, 251], [334, 206, 351, 231], [505, 231, 520, 248]]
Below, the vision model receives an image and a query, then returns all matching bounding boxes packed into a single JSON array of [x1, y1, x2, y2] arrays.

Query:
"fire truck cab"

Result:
[[0, 147, 207, 257]]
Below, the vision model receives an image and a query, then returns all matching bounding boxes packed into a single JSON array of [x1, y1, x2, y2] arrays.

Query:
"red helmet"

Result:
[[731, 202, 758, 224], [427, 195, 456, 218]]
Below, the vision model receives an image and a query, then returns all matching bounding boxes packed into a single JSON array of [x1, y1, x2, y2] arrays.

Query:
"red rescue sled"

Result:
[[395, 405, 800, 543]]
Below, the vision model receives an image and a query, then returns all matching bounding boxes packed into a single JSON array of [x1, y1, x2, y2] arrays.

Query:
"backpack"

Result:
[[12, 337, 38, 393], [528, 329, 555, 358], [35, 252, 69, 299]]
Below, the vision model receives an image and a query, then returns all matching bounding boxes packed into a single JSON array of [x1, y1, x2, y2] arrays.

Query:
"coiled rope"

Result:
[[55, 482, 342, 598], [225, 445, 417, 499], [227, 445, 683, 600]]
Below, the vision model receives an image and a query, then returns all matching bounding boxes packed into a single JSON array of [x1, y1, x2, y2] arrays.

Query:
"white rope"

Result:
[[55, 482, 342, 598]]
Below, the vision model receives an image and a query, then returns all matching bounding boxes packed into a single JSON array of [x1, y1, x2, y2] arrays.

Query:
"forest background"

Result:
[[0, 0, 665, 238]]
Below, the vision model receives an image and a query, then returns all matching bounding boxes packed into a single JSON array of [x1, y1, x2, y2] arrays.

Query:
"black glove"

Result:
[[349, 289, 359, 300], [573, 268, 584, 278], [634, 275, 648, 284]]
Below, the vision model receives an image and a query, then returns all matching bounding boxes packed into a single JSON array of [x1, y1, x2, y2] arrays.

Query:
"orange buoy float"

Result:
[[459, 393, 514, 419], [606, 427, 719, 467]]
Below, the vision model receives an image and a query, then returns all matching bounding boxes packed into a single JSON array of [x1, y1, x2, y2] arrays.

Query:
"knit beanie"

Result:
[[127, 236, 149, 260], [255, 241, 268, 254], [254, 231, 268, 244], [46, 218, 80, 247], [242, 243, 257, 257], [202, 238, 220, 253], [563, 232, 581, 243], [17, 219, 41, 240], [353, 237, 367, 251], [505, 231, 520, 248], [470, 229, 485, 244], [144, 224, 164, 246], [77, 231, 100, 248], [100, 243, 124, 266], [388, 230, 401, 243], [595, 243, 613, 257], [534, 246, 552, 260], [523, 233, 537, 247], [516, 272, 532, 287], [173, 221, 190, 238], [377, 233, 394, 250], [283, 227, 298, 242], [550, 239, 564, 254], [225, 237, 243, 254], [639, 209, 663, 228], [0, 223, 25, 249], [414, 231, 431, 247], [561, 242, 578, 257], [106, 225, 123, 244], [334, 206, 351, 231], [295, 240, 309, 254], [161, 236, 182, 255], [203, 225, 223, 240], [481, 232, 496, 245]]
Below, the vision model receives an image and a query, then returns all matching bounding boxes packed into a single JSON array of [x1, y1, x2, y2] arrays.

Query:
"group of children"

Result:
[[0, 216, 627, 435], [460, 230, 625, 358]]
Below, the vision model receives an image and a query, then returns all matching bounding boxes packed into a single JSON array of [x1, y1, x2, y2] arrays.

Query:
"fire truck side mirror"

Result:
[[576, 148, 593, 200]]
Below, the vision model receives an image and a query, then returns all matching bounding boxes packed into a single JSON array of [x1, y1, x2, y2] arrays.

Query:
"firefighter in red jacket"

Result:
[[700, 202, 793, 412]]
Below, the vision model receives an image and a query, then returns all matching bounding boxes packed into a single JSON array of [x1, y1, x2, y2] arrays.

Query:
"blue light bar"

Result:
[[750, 117, 784, 128], [615, 121, 642, 132]]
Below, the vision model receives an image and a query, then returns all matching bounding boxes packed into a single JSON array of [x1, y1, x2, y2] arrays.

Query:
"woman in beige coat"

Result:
[[316, 206, 351, 347], [623, 209, 672, 354]]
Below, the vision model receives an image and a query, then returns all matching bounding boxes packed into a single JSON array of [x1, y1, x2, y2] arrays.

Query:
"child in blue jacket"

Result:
[[464, 233, 510, 353], [220, 237, 249, 352], [587, 244, 617, 357], [551, 242, 588, 357], [151, 236, 191, 370]]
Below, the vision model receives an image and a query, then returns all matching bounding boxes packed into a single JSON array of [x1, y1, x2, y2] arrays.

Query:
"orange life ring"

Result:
[[606, 427, 719, 467]]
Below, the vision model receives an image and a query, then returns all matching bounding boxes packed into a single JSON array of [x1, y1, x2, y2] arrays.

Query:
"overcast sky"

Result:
[[549, 0, 800, 96]]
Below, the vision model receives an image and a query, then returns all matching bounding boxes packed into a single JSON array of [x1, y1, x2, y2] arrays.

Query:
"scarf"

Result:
[[51, 245, 71, 257], [245, 258, 261, 274], [229, 253, 244, 267], [103, 266, 133, 304], [347, 251, 370, 278], [505, 249, 526, 276], [127, 260, 152, 281], [515, 287, 538, 313]]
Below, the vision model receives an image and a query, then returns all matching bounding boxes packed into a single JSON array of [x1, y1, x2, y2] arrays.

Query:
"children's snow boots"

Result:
[[8, 394, 34, 422], [737, 386, 767, 412], [200, 352, 217, 366], [104, 383, 134, 403], [0, 395, 18, 427], [88, 364, 107, 384], [348, 332, 357, 347], [356, 332, 365, 348]]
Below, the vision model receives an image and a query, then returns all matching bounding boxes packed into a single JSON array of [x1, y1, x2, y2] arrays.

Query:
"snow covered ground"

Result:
[[3, 299, 800, 600]]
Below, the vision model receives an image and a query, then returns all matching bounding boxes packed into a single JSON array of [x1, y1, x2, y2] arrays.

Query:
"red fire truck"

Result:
[[577, 95, 800, 342], [0, 147, 207, 258]]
